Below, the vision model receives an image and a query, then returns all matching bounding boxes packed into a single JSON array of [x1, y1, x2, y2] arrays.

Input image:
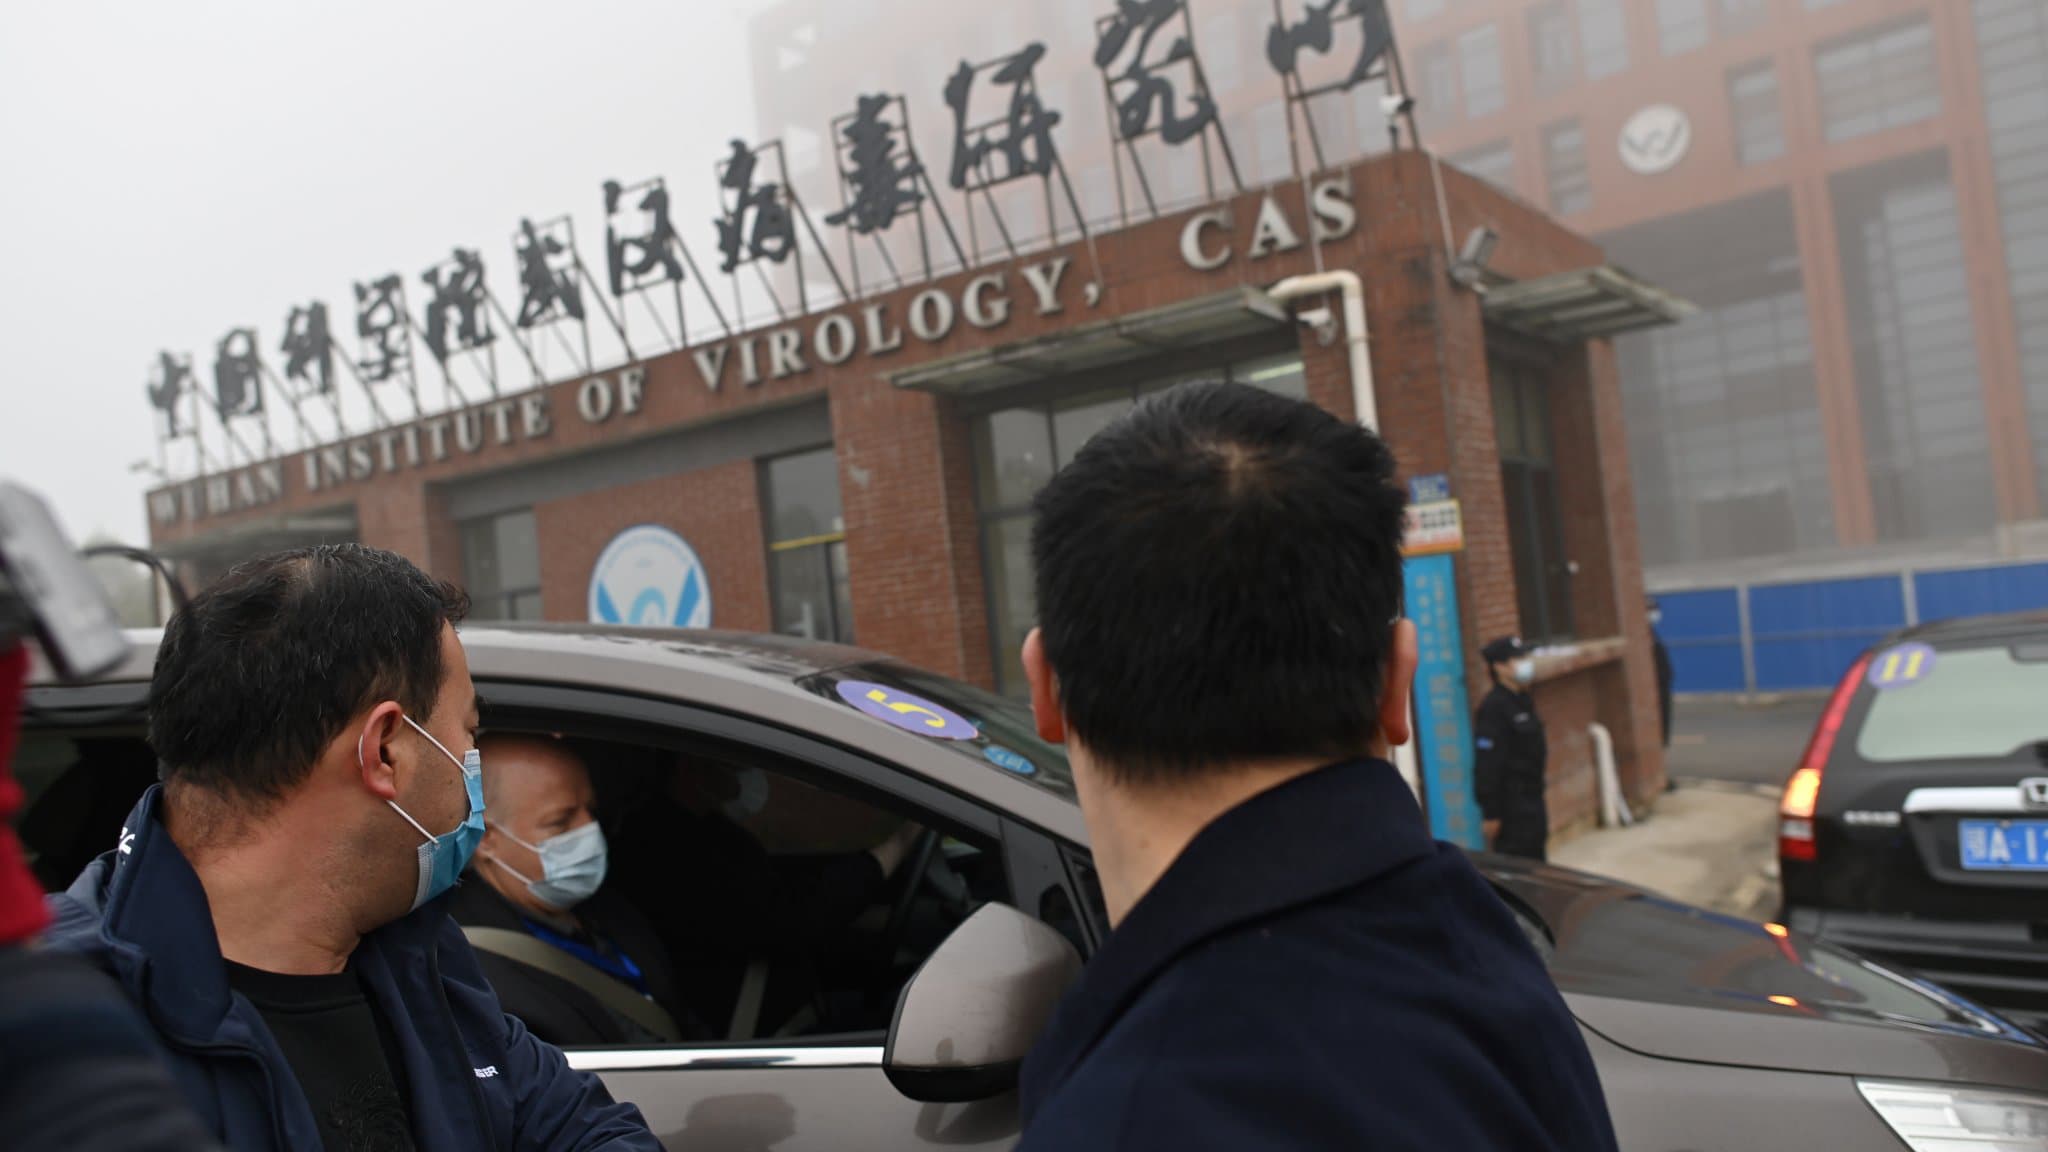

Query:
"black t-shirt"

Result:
[[225, 959, 417, 1152]]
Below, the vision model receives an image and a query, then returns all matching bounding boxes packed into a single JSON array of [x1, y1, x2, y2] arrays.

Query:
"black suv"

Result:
[[1779, 609, 2048, 1031]]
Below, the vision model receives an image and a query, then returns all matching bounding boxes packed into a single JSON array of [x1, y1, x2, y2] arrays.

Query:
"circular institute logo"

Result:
[[588, 524, 712, 628], [1618, 104, 1692, 176]]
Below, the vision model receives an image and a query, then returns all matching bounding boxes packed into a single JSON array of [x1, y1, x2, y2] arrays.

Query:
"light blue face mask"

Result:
[[374, 714, 486, 911], [487, 820, 609, 910]]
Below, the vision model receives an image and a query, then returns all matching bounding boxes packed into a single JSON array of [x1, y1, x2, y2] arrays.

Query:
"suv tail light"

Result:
[[1781, 651, 1873, 863]]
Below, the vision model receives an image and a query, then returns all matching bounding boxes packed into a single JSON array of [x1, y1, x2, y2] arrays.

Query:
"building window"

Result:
[[1415, 41, 1457, 132], [1576, 0, 1630, 80], [1973, 0, 2048, 510], [1728, 60, 1786, 165], [1491, 362, 1573, 642], [1450, 140, 1516, 194], [1406, 0, 1447, 19], [1719, 0, 1768, 37], [1835, 153, 1995, 543], [971, 354, 1307, 694], [1815, 19, 1941, 144], [1528, 2, 1577, 96], [1458, 24, 1505, 118], [461, 509, 543, 621], [762, 447, 854, 643], [1609, 191, 1833, 567], [1656, 0, 1711, 56], [1543, 121, 1590, 215]]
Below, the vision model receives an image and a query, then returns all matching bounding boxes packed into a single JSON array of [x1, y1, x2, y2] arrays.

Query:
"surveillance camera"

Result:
[[1459, 226, 1499, 270], [1295, 305, 1338, 345], [1380, 92, 1416, 117]]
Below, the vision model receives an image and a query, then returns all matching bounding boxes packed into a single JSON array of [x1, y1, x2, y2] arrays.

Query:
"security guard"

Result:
[[1475, 636, 1550, 860]]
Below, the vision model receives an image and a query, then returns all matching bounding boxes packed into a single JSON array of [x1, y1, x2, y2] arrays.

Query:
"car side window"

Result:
[[464, 685, 1014, 1051], [14, 712, 158, 893]]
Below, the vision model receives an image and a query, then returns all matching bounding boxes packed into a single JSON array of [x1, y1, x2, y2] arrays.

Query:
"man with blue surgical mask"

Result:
[[450, 734, 706, 1047], [41, 545, 660, 1152], [1474, 635, 1552, 861]]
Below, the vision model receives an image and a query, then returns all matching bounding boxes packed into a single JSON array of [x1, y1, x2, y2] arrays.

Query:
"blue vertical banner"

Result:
[[1404, 553, 1482, 848]]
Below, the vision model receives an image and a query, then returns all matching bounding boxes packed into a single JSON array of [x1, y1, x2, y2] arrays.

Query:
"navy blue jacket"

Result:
[[42, 787, 660, 1152], [1019, 760, 1618, 1151]]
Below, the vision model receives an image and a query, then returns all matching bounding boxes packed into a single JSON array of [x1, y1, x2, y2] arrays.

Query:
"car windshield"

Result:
[[802, 661, 1076, 801], [1855, 644, 2048, 763]]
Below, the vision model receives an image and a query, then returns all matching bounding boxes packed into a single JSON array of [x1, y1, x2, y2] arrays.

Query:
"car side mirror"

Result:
[[883, 902, 1081, 1103]]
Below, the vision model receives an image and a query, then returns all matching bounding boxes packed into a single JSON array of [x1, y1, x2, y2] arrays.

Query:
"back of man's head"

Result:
[[1030, 381, 1408, 783], [150, 544, 468, 808]]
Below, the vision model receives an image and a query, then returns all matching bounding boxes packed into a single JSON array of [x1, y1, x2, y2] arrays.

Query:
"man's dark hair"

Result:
[[149, 544, 469, 803], [1031, 381, 1408, 782]]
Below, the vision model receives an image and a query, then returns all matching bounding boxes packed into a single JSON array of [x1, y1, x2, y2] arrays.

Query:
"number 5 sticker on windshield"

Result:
[[1867, 643, 1936, 691], [835, 680, 979, 740]]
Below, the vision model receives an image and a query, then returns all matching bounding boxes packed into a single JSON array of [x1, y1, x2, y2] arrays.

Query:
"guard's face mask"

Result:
[[487, 820, 608, 910], [369, 715, 485, 911]]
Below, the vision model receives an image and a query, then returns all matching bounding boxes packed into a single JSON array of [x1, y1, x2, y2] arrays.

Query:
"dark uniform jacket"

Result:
[[1018, 759, 1617, 1152], [1474, 683, 1550, 860], [41, 786, 660, 1152], [446, 876, 707, 1049]]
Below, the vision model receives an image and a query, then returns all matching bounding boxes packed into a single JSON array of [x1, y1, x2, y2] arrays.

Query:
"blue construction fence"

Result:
[[1658, 560, 2048, 694]]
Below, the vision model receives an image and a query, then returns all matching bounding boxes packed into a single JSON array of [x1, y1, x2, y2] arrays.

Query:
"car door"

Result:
[[479, 678, 1093, 1152]]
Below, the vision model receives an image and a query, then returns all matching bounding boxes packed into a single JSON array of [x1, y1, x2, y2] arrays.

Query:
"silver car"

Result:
[[19, 625, 2048, 1150]]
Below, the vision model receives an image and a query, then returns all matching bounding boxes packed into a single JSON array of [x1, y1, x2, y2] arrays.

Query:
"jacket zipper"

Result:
[[429, 945, 503, 1152]]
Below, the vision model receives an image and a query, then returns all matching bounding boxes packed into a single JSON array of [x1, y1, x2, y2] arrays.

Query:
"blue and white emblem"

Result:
[[588, 524, 712, 628]]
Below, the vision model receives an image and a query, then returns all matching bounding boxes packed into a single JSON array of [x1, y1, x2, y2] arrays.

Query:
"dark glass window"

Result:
[[1971, 0, 2048, 510], [1576, 0, 1630, 80], [763, 447, 855, 643], [1656, 0, 1711, 56], [1528, 2, 1577, 96], [1815, 19, 1940, 143], [1834, 153, 1995, 543], [1728, 60, 1785, 165], [1459, 24, 1504, 118], [971, 355, 1306, 695], [1492, 362, 1573, 643], [1543, 121, 1590, 216], [461, 509, 543, 621]]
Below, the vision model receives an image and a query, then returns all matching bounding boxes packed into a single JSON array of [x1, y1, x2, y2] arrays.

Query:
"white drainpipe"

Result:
[[1268, 271, 1377, 430], [1265, 272, 1419, 797]]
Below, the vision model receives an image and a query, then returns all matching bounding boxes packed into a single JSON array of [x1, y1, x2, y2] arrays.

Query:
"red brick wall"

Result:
[[147, 150, 1664, 837], [529, 458, 770, 632]]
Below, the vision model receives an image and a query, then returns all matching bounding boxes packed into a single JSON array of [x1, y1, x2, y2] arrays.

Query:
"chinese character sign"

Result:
[[714, 139, 797, 273], [1267, 0, 1396, 91], [1403, 552, 1481, 847], [420, 248, 493, 363], [1095, 0, 1215, 145], [826, 94, 926, 236], [212, 328, 264, 417], [280, 302, 334, 395], [603, 178, 684, 296], [944, 43, 1063, 191], [148, 351, 193, 436], [514, 218, 585, 328], [355, 275, 410, 383]]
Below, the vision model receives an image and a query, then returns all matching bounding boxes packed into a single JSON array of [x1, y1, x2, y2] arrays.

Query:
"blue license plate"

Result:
[[1959, 820, 2048, 871]]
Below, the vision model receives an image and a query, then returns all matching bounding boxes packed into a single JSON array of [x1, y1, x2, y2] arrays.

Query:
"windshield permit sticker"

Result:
[[1867, 643, 1936, 691], [835, 680, 979, 740], [983, 744, 1037, 776]]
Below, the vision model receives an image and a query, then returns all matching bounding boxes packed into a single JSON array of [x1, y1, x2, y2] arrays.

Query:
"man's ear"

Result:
[[355, 701, 407, 802], [1022, 628, 1066, 745], [1377, 619, 1419, 749]]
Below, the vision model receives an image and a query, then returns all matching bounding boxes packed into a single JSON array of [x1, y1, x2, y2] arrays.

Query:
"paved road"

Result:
[[1665, 695, 1828, 788], [1553, 783, 1781, 921]]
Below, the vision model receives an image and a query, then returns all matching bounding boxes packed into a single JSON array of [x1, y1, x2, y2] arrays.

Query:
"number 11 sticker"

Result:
[[1867, 643, 1935, 691]]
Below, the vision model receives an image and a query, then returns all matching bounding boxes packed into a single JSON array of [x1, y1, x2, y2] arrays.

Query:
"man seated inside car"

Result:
[[607, 754, 920, 1038], [447, 733, 708, 1047]]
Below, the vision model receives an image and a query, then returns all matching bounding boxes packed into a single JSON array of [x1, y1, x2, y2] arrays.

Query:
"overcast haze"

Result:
[[0, 0, 773, 544]]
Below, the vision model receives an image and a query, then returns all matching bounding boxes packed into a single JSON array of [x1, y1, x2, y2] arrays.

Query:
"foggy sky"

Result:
[[0, 0, 773, 544]]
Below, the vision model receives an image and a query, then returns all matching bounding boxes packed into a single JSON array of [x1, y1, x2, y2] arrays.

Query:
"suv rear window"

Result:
[[1855, 644, 2048, 762]]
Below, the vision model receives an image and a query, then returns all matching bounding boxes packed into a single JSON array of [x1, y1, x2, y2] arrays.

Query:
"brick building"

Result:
[[145, 149, 1677, 841]]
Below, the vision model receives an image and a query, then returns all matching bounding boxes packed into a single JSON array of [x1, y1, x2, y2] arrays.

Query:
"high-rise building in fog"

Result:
[[750, 0, 2048, 587]]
